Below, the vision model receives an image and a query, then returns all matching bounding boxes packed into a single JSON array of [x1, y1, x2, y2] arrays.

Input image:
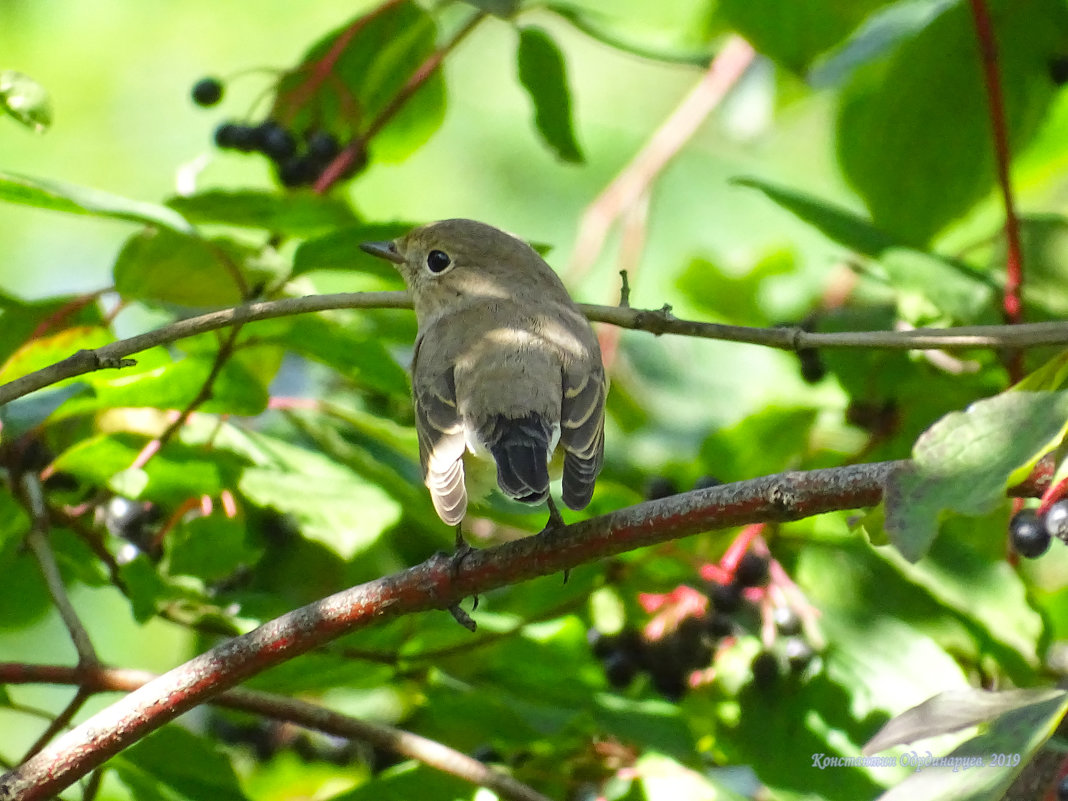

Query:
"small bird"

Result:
[[361, 219, 607, 546]]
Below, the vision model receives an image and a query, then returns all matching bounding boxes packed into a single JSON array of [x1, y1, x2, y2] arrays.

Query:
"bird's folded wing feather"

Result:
[[559, 364, 607, 510], [414, 360, 468, 526]]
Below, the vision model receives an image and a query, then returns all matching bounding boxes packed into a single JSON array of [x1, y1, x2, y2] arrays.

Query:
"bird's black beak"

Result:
[[360, 240, 404, 264]]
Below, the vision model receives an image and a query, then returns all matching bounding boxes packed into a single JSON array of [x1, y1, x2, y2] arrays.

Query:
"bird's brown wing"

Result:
[[412, 341, 468, 526], [559, 363, 607, 510]]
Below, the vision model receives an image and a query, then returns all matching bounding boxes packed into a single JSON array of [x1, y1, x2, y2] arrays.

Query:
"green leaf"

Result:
[[544, 3, 718, 66], [0, 170, 193, 233], [113, 228, 257, 307], [255, 315, 410, 396], [517, 26, 584, 163], [0, 291, 106, 365], [238, 435, 402, 559], [734, 177, 994, 319], [676, 250, 794, 326], [864, 687, 1066, 754], [57, 348, 271, 419], [166, 514, 263, 582], [53, 434, 245, 504], [837, 0, 1067, 244], [292, 222, 416, 280], [884, 390, 1068, 560], [167, 190, 357, 235], [0, 71, 53, 133], [0, 325, 113, 386], [276, 2, 446, 164], [637, 753, 748, 801], [874, 690, 1068, 801], [717, 0, 895, 74], [810, 0, 958, 87], [115, 725, 251, 801], [457, 0, 519, 17], [0, 384, 89, 438]]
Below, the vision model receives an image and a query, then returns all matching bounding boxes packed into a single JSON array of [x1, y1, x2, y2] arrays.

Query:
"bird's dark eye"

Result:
[[426, 249, 451, 274]]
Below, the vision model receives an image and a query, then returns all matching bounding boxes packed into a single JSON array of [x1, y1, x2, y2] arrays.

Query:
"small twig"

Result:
[[7, 291, 1068, 407], [21, 688, 93, 762], [19, 475, 101, 758], [130, 322, 245, 471], [0, 662, 553, 801], [20, 476, 98, 669], [618, 271, 631, 308], [0, 460, 902, 800], [968, 0, 1024, 380]]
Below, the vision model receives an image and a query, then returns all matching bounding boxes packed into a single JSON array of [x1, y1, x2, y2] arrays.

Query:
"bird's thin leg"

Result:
[[452, 523, 479, 612], [541, 496, 571, 583], [544, 495, 566, 531]]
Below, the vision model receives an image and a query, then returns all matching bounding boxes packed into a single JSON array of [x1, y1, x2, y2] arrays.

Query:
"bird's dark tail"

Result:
[[484, 414, 553, 504]]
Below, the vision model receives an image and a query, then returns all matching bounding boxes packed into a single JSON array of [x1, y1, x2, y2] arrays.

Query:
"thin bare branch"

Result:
[[567, 35, 757, 281], [20, 476, 98, 668], [0, 663, 553, 801], [0, 460, 901, 800], [5, 291, 1068, 407]]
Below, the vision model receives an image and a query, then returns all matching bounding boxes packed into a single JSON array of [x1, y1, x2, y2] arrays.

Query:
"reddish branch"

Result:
[[0, 460, 899, 800], [968, 0, 1025, 377]]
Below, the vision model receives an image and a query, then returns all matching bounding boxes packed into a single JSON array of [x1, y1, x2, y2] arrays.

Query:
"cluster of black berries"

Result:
[[589, 620, 709, 702], [1009, 501, 1068, 558], [589, 552, 805, 701], [190, 75, 350, 188], [214, 120, 343, 188]]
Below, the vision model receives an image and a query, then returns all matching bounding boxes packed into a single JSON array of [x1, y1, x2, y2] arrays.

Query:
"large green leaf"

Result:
[[517, 26, 584, 163], [0, 170, 193, 233], [275, 2, 446, 164], [735, 177, 994, 320], [167, 190, 357, 235], [114, 725, 251, 801], [884, 390, 1068, 560], [53, 433, 246, 503], [113, 228, 267, 307], [874, 690, 1068, 801], [718, 0, 895, 74], [238, 434, 402, 560], [292, 222, 415, 280], [837, 0, 1067, 244]]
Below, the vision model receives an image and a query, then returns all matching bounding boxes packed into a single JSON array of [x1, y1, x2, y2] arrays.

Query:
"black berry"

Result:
[[1045, 500, 1068, 543], [471, 745, 503, 764], [645, 476, 677, 501], [278, 155, 319, 187], [705, 611, 734, 638], [797, 348, 826, 383], [773, 605, 802, 636], [735, 552, 770, 589], [710, 581, 743, 614], [256, 120, 297, 162], [1058, 774, 1068, 801], [693, 475, 723, 490], [603, 651, 638, 689], [306, 130, 341, 164], [750, 650, 780, 689], [1010, 508, 1051, 558], [784, 637, 814, 672], [192, 77, 224, 107], [214, 122, 257, 152], [1050, 57, 1068, 85], [588, 629, 614, 659]]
